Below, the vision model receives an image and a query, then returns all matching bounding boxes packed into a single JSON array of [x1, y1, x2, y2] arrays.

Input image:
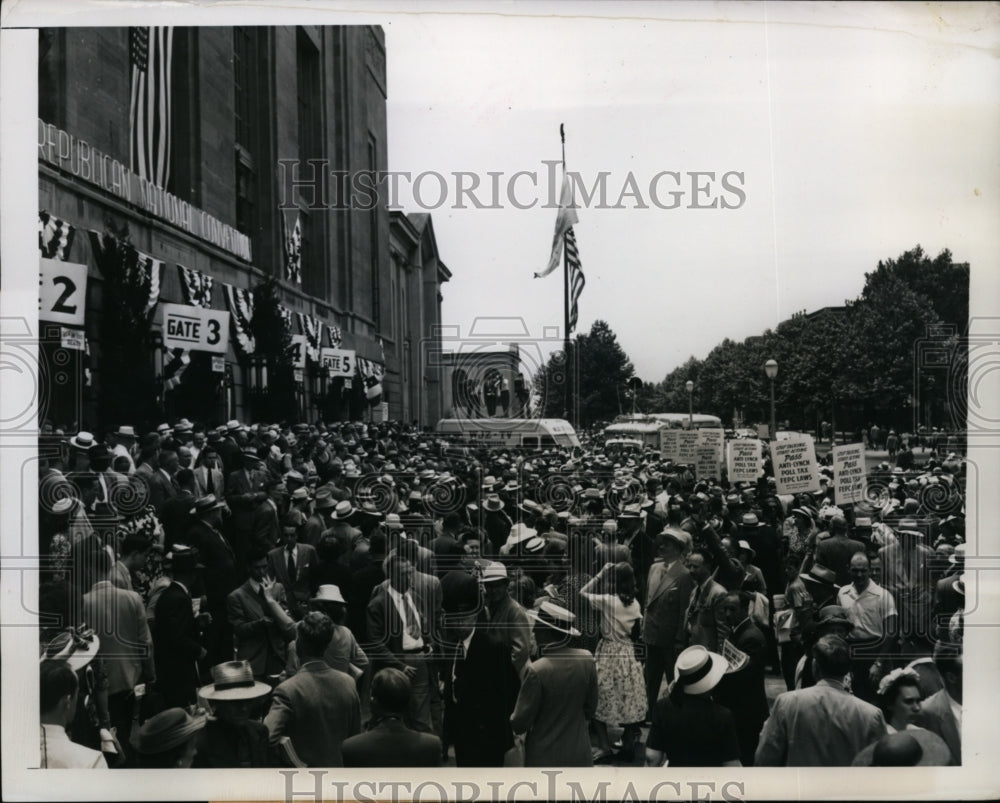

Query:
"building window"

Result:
[[233, 27, 257, 236], [297, 29, 324, 296]]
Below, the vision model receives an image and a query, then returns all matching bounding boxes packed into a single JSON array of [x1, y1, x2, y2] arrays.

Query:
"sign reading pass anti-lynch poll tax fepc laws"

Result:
[[727, 439, 763, 482], [769, 433, 820, 495], [832, 443, 867, 505]]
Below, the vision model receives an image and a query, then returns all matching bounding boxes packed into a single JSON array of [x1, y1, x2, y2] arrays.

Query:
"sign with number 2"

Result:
[[39, 258, 88, 326]]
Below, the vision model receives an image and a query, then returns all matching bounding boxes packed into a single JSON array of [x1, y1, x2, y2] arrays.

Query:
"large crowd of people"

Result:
[[37, 417, 966, 768]]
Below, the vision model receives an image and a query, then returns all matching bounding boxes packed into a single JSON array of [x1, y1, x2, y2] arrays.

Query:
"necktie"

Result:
[[452, 641, 466, 703], [206, 468, 215, 495], [287, 547, 296, 583], [403, 591, 421, 640], [258, 586, 269, 614]]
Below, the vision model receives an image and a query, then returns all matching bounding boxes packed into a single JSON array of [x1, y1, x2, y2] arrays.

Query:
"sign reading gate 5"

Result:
[[40, 258, 88, 326], [320, 347, 355, 376], [161, 303, 230, 354]]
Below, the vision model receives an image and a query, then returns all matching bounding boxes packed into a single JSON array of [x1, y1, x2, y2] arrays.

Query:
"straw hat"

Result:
[[198, 660, 271, 701], [673, 645, 728, 695], [40, 627, 100, 671], [311, 584, 347, 605], [479, 561, 509, 584], [134, 708, 207, 754], [527, 601, 581, 637]]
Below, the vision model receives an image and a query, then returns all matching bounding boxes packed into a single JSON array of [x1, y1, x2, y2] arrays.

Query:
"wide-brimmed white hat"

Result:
[[311, 584, 347, 605], [527, 600, 581, 637], [40, 627, 100, 671], [673, 645, 728, 695]]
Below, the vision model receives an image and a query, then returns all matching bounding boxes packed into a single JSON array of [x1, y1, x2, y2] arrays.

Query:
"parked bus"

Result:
[[610, 412, 724, 431], [603, 419, 668, 449], [435, 418, 581, 449]]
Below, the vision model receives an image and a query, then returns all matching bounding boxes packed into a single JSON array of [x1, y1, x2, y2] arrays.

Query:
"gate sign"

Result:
[[161, 303, 230, 353], [727, 439, 763, 483], [832, 443, 867, 505], [40, 258, 88, 326], [320, 347, 355, 377], [769, 433, 820, 495], [289, 334, 307, 368]]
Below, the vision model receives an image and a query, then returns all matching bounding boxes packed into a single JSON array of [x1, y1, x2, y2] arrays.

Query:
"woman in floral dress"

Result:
[[580, 561, 646, 763]]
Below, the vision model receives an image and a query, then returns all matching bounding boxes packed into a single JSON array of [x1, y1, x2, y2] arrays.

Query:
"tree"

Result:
[[533, 320, 636, 425]]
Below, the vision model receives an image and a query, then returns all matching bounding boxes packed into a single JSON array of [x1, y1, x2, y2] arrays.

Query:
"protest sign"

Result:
[[727, 439, 763, 482], [832, 443, 867, 505], [769, 433, 820, 495], [660, 429, 680, 461], [694, 445, 722, 480], [677, 430, 700, 463]]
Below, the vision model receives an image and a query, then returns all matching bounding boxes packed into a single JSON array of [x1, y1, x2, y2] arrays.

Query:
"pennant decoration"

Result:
[[223, 283, 255, 356], [177, 264, 214, 308], [277, 303, 293, 336], [39, 211, 76, 260], [298, 312, 322, 362], [132, 250, 163, 315], [162, 346, 191, 391], [356, 356, 385, 404]]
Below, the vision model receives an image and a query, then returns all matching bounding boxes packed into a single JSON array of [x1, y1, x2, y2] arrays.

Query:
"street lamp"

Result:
[[685, 380, 694, 428], [764, 359, 778, 440]]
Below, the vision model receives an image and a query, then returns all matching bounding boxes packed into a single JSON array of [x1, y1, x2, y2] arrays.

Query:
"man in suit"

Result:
[[510, 602, 598, 767], [264, 611, 361, 767], [342, 668, 442, 767], [147, 449, 180, 515], [83, 550, 155, 763], [109, 531, 152, 592], [159, 468, 197, 545], [227, 551, 297, 682], [193, 445, 225, 500], [713, 591, 769, 766], [267, 515, 318, 620], [684, 548, 729, 652], [440, 570, 520, 767], [643, 527, 695, 713], [814, 515, 867, 587], [225, 450, 267, 561], [151, 547, 212, 708], [365, 551, 433, 733], [429, 513, 468, 577], [251, 477, 285, 553], [918, 641, 962, 764], [755, 635, 886, 766], [187, 494, 240, 666]]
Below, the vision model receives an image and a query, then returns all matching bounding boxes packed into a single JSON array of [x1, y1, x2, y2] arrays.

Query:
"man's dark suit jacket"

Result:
[[713, 617, 769, 765], [443, 627, 520, 767], [251, 499, 281, 551], [225, 468, 266, 544], [919, 688, 961, 765], [267, 542, 319, 612], [815, 535, 867, 587], [152, 581, 203, 707], [227, 580, 296, 677], [187, 519, 240, 605], [342, 718, 442, 767], [365, 585, 428, 671], [147, 469, 178, 514]]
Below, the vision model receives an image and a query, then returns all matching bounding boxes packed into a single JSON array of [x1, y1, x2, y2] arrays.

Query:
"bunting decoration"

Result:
[[298, 312, 322, 362], [177, 264, 214, 308], [132, 250, 163, 315], [326, 324, 343, 348], [357, 356, 385, 404], [87, 231, 162, 319], [39, 211, 76, 260], [223, 283, 255, 356], [277, 304, 293, 336], [162, 347, 191, 391]]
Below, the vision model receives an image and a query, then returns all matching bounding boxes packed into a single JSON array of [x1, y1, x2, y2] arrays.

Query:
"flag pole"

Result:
[[560, 124, 573, 428]]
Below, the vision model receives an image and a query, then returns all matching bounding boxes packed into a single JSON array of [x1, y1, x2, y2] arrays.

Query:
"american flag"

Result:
[[283, 214, 303, 285], [129, 27, 174, 188], [566, 227, 585, 334]]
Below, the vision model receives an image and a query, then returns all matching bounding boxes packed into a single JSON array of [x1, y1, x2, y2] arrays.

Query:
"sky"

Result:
[[381, 1, 1000, 383]]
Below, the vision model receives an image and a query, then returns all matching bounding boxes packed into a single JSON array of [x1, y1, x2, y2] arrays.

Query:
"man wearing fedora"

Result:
[[111, 425, 138, 474], [194, 661, 272, 768], [227, 550, 297, 683], [439, 570, 520, 767], [481, 561, 532, 677], [264, 611, 362, 767], [755, 634, 886, 766], [342, 668, 442, 767], [187, 494, 240, 666], [225, 450, 268, 552], [510, 602, 598, 767], [642, 527, 694, 714], [482, 493, 513, 555], [151, 546, 212, 708]]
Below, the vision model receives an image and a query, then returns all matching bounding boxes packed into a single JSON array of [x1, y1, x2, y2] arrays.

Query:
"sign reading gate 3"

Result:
[[161, 303, 230, 354]]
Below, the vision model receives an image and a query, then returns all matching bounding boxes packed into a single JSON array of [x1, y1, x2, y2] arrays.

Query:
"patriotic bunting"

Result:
[[223, 283, 255, 356], [87, 231, 162, 319], [356, 356, 385, 404], [132, 250, 163, 315], [326, 324, 343, 348], [162, 347, 191, 391], [277, 304, 293, 336], [177, 264, 214, 308], [39, 211, 76, 260], [298, 312, 322, 362]]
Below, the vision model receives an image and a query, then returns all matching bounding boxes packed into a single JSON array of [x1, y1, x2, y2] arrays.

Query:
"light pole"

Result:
[[685, 380, 694, 428], [764, 359, 778, 440]]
